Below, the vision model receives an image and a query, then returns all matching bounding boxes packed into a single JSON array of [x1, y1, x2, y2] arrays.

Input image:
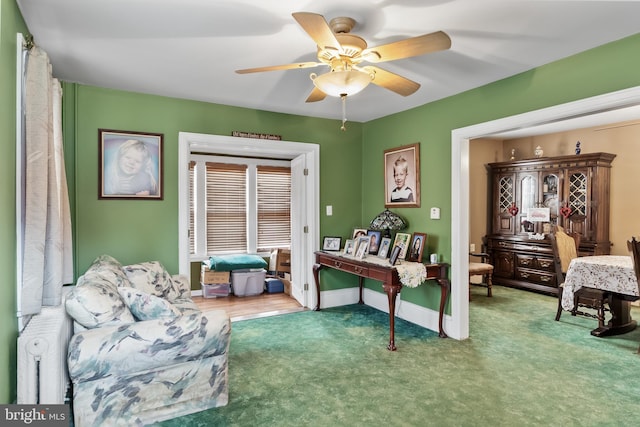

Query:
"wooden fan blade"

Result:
[[366, 66, 420, 96], [292, 12, 342, 53], [362, 31, 451, 63], [236, 62, 320, 74], [306, 87, 327, 103]]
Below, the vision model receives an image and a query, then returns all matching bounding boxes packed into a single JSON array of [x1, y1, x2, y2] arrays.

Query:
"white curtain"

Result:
[[21, 46, 73, 315]]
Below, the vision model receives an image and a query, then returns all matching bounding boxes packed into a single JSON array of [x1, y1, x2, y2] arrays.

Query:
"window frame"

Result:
[[189, 154, 291, 261]]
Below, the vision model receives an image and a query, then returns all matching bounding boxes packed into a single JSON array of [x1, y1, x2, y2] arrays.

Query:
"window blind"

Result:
[[257, 165, 291, 252], [188, 161, 195, 254], [206, 163, 248, 253]]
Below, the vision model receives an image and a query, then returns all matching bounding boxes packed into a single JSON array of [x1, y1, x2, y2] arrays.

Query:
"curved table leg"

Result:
[[313, 263, 323, 311], [383, 283, 401, 351], [436, 278, 450, 338]]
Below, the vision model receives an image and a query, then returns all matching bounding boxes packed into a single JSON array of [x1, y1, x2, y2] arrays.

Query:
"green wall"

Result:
[[0, 0, 27, 403], [68, 85, 364, 278], [362, 33, 640, 308]]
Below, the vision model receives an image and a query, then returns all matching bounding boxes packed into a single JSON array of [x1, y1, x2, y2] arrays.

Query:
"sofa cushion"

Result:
[[118, 287, 181, 321], [83, 254, 133, 289], [123, 261, 180, 301], [66, 281, 136, 329], [65, 255, 136, 329]]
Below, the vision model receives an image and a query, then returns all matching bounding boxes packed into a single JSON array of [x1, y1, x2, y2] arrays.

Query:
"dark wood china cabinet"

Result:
[[485, 152, 615, 294]]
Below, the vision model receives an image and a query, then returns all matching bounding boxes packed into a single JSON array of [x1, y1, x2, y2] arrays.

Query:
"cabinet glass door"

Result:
[[495, 174, 515, 234], [542, 173, 559, 220], [519, 173, 537, 232], [568, 171, 587, 216]]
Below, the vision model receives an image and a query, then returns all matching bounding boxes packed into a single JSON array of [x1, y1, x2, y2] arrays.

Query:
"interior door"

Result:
[[290, 154, 307, 307]]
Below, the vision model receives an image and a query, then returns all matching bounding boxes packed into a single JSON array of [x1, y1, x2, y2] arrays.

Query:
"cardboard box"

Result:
[[232, 269, 266, 297], [282, 278, 291, 296], [201, 265, 230, 284], [201, 282, 230, 298], [269, 248, 291, 274]]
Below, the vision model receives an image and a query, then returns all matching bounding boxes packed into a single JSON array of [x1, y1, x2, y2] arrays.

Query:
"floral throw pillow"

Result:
[[122, 261, 180, 301], [117, 287, 181, 321]]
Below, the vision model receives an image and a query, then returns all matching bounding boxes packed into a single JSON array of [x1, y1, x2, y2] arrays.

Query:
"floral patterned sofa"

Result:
[[65, 255, 230, 427]]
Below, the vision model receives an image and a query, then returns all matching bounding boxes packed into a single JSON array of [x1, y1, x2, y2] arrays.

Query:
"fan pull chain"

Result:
[[341, 94, 347, 131]]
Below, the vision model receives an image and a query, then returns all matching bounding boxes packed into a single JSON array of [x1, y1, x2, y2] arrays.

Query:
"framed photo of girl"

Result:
[[407, 232, 428, 262], [384, 143, 420, 208], [99, 129, 163, 200]]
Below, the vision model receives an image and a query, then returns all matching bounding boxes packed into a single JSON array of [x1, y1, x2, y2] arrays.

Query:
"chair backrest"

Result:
[[627, 237, 640, 289], [550, 225, 581, 280]]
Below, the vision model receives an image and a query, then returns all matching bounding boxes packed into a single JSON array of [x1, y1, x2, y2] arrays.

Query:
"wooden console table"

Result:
[[313, 251, 450, 351]]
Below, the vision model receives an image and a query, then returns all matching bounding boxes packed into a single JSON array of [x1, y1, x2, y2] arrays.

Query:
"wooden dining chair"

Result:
[[626, 237, 640, 353], [469, 250, 493, 300], [550, 225, 608, 327]]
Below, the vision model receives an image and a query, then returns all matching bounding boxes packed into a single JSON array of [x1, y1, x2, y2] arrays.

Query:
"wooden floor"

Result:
[[193, 292, 306, 322]]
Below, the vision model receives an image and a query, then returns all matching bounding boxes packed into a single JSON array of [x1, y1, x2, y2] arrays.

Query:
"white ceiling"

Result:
[[17, 0, 640, 123]]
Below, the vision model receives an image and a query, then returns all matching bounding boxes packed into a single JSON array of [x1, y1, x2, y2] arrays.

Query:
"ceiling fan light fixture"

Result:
[[310, 69, 373, 97]]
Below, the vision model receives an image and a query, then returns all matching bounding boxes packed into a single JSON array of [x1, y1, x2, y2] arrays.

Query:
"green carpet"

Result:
[[159, 286, 640, 426]]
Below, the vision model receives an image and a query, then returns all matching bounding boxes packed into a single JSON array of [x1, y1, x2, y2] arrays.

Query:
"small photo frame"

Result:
[[378, 237, 392, 258], [323, 236, 342, 251], [352, 228, 368, 239], [367, 230, 382, 255], [407, 232, 427, 262], [392, 232, 412, 260], [389, 245, 401, 266], [99, 129, 163, 200], [343, 239, 355, 255], [355, 236, 370, 259]]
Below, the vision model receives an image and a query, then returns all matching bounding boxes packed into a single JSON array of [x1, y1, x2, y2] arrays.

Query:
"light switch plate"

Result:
[[326, 205, 333, 216], [430, 207, 440, 220]]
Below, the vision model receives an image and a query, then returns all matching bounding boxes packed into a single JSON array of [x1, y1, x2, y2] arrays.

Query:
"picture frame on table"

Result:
[[352, 228, 368, 239], [98, 129, 163, 200], [355, 236, 370, 259], [322, 236, 342, 251], [392, 232, 412, 260], [384, 143, 420, 208], [366, 230, 382, 255], [407, 232, 428, 262], [343, 239, 355, 255], [378, 237, 392, 258], [389, 245, 401, 266]]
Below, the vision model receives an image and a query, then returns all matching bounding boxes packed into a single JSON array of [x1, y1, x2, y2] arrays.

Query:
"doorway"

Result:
[[450, 86, 640, 340], [177, 132, 320, 312]]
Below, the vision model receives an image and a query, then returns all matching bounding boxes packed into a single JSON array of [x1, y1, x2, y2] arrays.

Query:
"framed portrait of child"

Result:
[[384, 143, 420, 208], [99, 129, 163, 200]]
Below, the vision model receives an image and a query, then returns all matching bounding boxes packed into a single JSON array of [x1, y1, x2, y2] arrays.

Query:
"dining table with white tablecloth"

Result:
[[562, 255, 639, 336]]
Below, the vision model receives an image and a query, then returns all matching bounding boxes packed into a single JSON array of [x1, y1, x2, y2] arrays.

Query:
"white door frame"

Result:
[[450, 86, 640, 340], [177, 132, 320, 308]]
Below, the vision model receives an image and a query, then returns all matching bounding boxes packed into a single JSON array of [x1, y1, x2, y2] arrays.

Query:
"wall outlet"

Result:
[[470, 243, 476, 253]]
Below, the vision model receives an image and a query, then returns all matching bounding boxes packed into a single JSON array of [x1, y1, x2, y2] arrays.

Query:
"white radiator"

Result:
[[17, 304, 73, 404]]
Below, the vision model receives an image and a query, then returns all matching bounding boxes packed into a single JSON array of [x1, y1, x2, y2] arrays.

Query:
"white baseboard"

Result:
[[319, 288, 450, 336]]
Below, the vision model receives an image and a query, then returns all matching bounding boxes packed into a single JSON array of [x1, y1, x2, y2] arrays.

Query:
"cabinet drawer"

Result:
[[515, 254, 554, 272], [516, 254, 535, 268], [535, 257, 554, 272], [515, 268, 556, 286]]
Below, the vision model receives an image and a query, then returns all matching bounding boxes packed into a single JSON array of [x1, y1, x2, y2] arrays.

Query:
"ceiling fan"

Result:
[[236, 12, 452, 103]]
